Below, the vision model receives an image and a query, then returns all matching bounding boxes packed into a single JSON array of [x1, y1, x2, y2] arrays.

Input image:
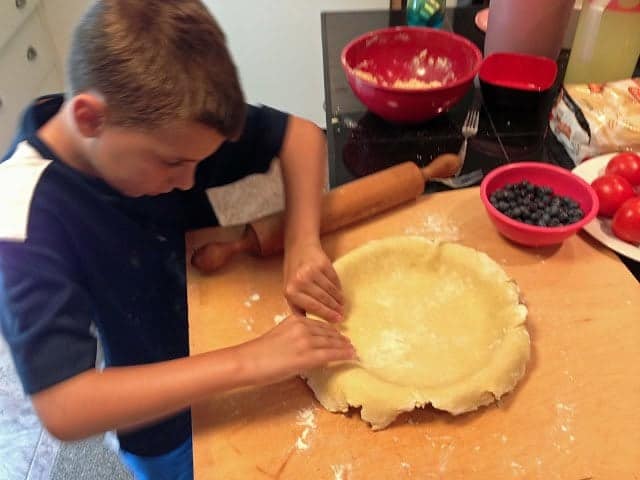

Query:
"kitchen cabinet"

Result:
[[0, 3, 62, 152]]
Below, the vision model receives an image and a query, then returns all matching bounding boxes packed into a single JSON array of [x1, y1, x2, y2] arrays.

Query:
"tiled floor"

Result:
[[1, 162, 287, 479], [50, 437, 131, 480], [0, 336, 59, 480]]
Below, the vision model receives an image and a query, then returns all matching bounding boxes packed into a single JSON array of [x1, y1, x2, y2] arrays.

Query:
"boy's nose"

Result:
[[175, 167, 196, 191]]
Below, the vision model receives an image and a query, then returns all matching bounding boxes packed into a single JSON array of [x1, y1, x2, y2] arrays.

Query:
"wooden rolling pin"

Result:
[[192, 153, 460, 273]]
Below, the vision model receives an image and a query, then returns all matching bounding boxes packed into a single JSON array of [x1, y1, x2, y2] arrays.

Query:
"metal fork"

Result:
[[431, 168, 483, 189], [457, 96, 481, 175]]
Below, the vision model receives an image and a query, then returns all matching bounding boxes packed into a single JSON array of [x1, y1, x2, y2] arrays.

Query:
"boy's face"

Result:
[[69, 94, 227, 197], [89, 121, 225, 197]]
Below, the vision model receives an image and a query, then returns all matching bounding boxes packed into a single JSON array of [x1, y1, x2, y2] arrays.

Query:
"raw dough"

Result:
[[304, 237, 530, 430]]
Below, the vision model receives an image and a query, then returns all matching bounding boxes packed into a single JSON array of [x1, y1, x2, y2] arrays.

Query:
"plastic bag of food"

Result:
[[549, 78, 640, 165]]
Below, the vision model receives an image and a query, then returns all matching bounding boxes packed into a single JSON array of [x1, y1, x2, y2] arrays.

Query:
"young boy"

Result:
[[0, 1, 356, 478]]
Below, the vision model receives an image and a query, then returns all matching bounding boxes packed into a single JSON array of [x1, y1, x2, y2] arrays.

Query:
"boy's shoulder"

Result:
[[0, 95, 74, 243], [0, 141, 53, 242]]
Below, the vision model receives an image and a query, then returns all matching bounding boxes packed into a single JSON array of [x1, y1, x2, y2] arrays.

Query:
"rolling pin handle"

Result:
[[191, 226, 260, 273], [420, 153, 461, 182]]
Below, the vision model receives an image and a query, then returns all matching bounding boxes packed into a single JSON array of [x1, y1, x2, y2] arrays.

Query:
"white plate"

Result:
[[572, 152, 640, 262]]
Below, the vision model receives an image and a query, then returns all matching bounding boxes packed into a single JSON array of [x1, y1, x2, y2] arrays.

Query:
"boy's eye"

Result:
[[164, 159, 183, 167]]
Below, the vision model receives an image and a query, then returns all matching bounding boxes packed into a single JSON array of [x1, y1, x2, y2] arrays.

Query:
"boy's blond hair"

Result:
[[68, 0, 245, 137]]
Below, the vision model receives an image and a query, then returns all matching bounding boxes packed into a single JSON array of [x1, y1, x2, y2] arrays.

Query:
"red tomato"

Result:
[[605, 152, 640, 186], [590, 174, 635, 217], [612, 197, 640, 245]]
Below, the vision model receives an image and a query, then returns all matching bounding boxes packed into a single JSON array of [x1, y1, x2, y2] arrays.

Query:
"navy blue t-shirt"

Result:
[[0, 94, 288, 455]]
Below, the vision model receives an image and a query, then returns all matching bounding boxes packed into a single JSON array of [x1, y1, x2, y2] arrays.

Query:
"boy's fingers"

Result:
[[281, 314, 345, 339], [312, 272, 344, 308], [305, 322, 351, 345], [308, 333, 352, 350], [322, 264, 344, 305], [310, 346, 357, 366], [301, 281, 343, 317], [289, 292, 342, 323], [321, 264, 343, 294]]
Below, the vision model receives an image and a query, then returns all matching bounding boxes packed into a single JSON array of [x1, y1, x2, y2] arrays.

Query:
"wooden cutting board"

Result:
[[186, 187, 640, 480]]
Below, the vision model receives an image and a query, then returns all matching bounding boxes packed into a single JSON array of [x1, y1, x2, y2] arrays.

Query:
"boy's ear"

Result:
[[71, 93, 107, 138]]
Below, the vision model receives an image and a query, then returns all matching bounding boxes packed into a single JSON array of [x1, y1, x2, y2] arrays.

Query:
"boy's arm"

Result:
[[279, 116, 325, 246], [31, 315, 354, 441], [278, 116, 344, 323]]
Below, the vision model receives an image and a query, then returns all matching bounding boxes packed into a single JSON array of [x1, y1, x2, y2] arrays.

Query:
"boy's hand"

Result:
[[283, 241, 344, 323], [238, 315, 355, 385]]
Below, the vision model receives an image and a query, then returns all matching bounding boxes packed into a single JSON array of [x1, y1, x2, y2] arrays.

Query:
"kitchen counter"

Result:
[[187, 187, 640, 479]]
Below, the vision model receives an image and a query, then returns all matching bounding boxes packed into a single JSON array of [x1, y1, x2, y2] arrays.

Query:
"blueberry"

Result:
[[570, 211, 584, 222], [493, 181, 582, 228]]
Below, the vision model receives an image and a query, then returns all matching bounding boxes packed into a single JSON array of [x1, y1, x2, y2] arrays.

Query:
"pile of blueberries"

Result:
[[489, 180, 584, 227]]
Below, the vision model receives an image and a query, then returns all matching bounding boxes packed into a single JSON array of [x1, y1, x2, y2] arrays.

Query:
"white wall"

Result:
[[206, 1, 388, 126], [40, 0, 387, 127]]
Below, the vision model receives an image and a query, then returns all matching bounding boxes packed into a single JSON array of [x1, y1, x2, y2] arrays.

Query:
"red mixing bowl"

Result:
[[480, 163, 599, 247], [341, 26, 482, 123]]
